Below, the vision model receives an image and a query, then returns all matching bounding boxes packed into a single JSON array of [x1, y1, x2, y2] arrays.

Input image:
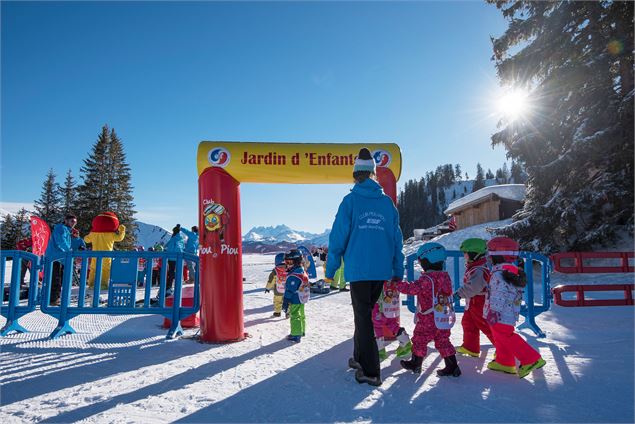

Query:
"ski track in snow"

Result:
[[1, 253, 634, 423]]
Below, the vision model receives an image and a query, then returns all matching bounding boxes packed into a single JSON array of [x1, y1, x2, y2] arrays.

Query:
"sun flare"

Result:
[[497, 89, 530, 120]]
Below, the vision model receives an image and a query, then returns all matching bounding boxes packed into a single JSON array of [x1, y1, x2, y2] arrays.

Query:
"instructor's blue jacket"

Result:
[[180, 227, 199, 254], [326, 179, 404, 283]]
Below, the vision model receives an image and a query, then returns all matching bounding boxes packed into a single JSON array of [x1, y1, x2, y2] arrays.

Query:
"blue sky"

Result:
[[1, 1, 509, 234]]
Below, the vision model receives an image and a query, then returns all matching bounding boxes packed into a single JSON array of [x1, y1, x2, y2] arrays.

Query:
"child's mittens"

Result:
[[282, 299, 289, 312], [264, 288, 270, 294]]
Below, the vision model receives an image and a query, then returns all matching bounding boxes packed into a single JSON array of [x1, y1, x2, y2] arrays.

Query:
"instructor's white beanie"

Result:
[[353, 148, 376, 174]]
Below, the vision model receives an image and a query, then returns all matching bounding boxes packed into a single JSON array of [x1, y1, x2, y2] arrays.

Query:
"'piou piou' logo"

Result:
[[372, 150, 392, 167], [208, 147, 231, 168]]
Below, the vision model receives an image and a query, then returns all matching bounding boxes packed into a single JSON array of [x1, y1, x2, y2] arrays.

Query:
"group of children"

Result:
[[264, 236, 546, 378]]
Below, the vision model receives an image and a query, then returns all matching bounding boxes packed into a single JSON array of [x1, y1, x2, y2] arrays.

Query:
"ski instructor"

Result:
[[325, 147, 405, 387]]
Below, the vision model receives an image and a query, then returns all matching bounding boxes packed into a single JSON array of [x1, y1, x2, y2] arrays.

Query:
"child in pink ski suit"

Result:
[[484, 237, 546, 378], [396, 242, 461, 377], [372, 280, 411, 361]]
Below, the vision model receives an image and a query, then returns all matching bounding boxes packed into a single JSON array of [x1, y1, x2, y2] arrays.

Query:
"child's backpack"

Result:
[[274, 267, 287, 293], [420, 275, 456, 330], [288, 270, 311, 304], [380, 280, 401, 318]]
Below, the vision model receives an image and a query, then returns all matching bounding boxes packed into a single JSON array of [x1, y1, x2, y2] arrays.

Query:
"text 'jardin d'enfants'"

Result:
[[241, 151, 358, 166]]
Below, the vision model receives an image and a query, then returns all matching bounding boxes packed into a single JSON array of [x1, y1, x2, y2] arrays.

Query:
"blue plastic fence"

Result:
[[0, 251, 41, 336], [404, 250, 551, 337], [1, 250, 199, 340]]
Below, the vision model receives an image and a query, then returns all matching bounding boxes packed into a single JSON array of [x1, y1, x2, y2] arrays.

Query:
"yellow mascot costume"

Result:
[[84, 212, 126, 289]]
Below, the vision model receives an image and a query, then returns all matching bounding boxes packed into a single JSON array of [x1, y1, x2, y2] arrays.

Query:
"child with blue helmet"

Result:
[[395, 242, 461, 377]]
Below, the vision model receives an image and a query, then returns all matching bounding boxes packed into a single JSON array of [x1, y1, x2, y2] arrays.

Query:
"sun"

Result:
[[497, 88, 530, 120]]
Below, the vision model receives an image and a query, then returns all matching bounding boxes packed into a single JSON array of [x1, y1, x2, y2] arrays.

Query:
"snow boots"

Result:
[[518, 358, 546, 379], [348, 357, 362, 370], [272, 312, 281, 317], [286, 335, 301, 343], [457, 345, 480, 357], [354, 369, 382, 387], [436, 355, 461, 377], [395, 328, 412, 358], [487, 360, 517, 374], [400, 354, 423, 374]]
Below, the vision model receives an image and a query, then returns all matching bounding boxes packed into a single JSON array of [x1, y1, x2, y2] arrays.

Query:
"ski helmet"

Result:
[[487, 237, 520, 262], [274, 252, 285, 266], [416, 242, 447, 264], [460, 238, 487, 256], [284, 249, 303, 267]]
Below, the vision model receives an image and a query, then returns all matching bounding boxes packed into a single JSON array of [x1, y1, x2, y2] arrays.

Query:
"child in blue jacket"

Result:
[[282, 249, 310, 343]]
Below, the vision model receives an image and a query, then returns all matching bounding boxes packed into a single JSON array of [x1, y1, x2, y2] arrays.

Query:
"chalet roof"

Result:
[[444, 184, 526, 215]]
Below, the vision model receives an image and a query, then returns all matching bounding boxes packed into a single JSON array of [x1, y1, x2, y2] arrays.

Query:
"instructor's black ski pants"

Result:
[[350, 281, 384, 378]]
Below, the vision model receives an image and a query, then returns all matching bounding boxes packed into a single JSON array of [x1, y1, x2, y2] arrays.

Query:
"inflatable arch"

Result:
[[197, 141, 402, 342]]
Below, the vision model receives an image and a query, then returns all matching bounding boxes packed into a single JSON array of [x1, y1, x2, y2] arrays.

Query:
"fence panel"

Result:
[[1, 250, 41, 335]]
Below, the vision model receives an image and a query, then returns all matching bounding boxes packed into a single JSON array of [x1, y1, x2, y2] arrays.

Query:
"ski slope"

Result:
[[1, 253, 633, 422]]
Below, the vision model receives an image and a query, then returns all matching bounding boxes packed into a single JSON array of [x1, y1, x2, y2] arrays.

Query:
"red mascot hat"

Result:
[[91, 212, 120, 233]]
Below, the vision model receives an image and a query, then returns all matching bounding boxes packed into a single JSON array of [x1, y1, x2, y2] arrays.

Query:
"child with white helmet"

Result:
[[484, 237, 546, 378], [396, 242, 461, 377]]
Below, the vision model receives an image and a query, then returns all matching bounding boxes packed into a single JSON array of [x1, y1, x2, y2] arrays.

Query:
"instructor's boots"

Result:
[[400, 354, 423, 374], [436, 355, 461, 377]]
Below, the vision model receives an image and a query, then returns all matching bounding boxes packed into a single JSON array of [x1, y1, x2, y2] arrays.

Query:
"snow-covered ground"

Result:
[[1, 252, 634, 422]]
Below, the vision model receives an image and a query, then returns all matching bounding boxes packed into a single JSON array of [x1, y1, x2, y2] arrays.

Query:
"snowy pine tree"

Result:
[[59, 169, 77, 217], [34, 169, 61, 228], [489, 0, 634, 251], [0, 214, 17, 251], [472, 163, 485, 192], [454, 164, 462, 181], [75, 125, 137, 249]]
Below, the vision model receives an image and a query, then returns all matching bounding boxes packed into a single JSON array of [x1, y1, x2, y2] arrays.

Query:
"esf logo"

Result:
[[372, 150, 392, 167], [208, 147, 231, 168]]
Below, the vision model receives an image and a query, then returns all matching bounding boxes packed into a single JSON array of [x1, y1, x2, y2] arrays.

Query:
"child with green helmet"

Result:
[[455, 238, 496, 358]]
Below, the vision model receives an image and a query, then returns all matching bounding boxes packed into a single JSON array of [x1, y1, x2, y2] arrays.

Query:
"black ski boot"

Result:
[[400, 354, 423, 374], [436, 355, 461, 377]]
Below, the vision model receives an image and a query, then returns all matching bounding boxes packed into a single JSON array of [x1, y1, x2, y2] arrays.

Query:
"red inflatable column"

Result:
[[377, 167, 397, 205], [198, 167, 245, 342]]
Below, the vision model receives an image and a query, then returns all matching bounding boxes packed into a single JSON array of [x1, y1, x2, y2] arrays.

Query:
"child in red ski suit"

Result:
[[396, 242, 461, 377], [372, 280, 411, 361], [485, 237, 546, 378], [455, 238, 495, 357]]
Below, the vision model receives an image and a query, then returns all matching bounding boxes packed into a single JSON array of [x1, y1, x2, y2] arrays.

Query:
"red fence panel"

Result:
[[552, 284, 634, 307], [551, 252, 634, 274]]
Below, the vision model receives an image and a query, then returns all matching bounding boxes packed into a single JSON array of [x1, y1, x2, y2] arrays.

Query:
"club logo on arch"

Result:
[[372, 150, 391, 167], [208, 147, 231, 168]]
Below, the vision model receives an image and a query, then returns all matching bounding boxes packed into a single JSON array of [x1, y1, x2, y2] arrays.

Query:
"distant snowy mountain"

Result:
[[243, 225, 324, 244], [134, 221, 171, 249], [242, 225, 331, 253]]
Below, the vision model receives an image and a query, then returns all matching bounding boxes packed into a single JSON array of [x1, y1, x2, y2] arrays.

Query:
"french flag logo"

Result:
[[208, 147, 231, 168], [372, 150, 392, 167]]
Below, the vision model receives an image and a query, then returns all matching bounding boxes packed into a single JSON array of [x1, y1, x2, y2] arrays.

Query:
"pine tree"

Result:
[[34, 169, 61, 228], [0, 214, 17, 251], [489, 1, 634, 251], [454, 164, 462, 181], [59, 169, 77, 216], [486, 169, 495, 179], [464, 172, 469, 181], [108, 128, 137, 250], [501, 163, 510, 184], [510, 160, 525, 184], [75, 125, 137, 249], [472, 163, 485, 192], [14, 208, 30, 243]]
